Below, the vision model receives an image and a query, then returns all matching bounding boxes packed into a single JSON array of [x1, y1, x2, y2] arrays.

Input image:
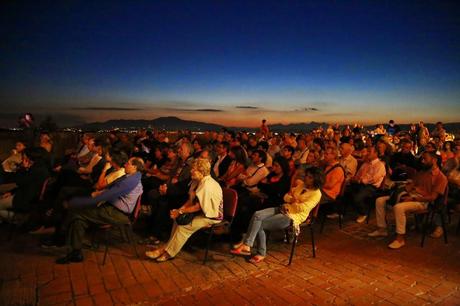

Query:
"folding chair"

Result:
[[320, 178, 347, 233], [417, 186, 449, 247], [94, 194, 143, 265], [7, 177, 50, 240], [201, 188, 238, 264], [288, 202, 320, 265]]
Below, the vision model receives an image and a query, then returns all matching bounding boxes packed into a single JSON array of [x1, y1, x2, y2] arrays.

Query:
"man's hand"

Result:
[[91, 190, 103, 197]]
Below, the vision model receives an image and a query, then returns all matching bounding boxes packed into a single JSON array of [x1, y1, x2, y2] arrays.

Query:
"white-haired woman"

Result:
[[145, 158, 223, 262]]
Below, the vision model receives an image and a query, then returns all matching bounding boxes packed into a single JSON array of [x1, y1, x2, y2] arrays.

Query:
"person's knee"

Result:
[[393, 203, 406, 214], [375, 196, 387, 207], [253, 210, 265, 221]]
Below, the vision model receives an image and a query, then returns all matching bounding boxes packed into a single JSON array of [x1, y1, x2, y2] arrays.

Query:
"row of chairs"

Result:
[[4, 179, 456, 266]]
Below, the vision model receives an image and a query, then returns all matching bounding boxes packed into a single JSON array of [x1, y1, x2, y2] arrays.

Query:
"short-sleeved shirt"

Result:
[[414, 168, 448, 198]]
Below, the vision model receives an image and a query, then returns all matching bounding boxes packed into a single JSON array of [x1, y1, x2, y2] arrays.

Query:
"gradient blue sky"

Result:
[[1, 1, 460, 127]]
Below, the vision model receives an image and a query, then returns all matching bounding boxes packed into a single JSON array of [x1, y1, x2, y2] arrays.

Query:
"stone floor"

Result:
[[1, 213, 460, 305]]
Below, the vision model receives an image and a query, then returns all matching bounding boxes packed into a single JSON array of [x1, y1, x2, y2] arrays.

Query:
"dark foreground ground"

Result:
[[1, 212, 459, 306]]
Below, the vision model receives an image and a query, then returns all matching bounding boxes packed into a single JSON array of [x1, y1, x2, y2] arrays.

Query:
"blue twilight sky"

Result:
[[1, 1, 460, 127]]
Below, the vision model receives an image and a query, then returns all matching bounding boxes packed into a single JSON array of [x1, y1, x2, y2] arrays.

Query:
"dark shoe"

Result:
[[56, 250, 83, 264], [40, 236, 65, 248]]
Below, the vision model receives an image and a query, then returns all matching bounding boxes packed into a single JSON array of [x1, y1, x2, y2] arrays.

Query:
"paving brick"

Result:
[[2, 220, 460, 306], [40, 292, 73, 306], [109, 287, 132, 305], [91, 292, 113, 306], [74, 295, 94, 306]]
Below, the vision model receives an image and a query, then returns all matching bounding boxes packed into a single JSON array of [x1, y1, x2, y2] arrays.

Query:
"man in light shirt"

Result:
[[239, 150, 270, 194], [339, 142, 358, 182], [348, 146, 386, 223]]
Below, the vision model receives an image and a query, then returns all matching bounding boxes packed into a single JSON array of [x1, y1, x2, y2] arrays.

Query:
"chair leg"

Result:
[[310, 225, 316, 258], [421, 212, 435, 248], [102, 230, 109, 266], [421, 214, 428, 247], [366, 201, 372, 224], [7, 212, 16, 241], [320, 213, 326, 234], [440, 212, 448, 244], [288, 233, 298, 266], [457, 217, 460, 235], [127, 225, 139, 259], [203, 229, 214, 265], [338, 213, 343, 229]]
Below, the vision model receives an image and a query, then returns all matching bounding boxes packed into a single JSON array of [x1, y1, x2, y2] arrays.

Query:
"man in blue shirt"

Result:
[[55, 157, 144, 264]]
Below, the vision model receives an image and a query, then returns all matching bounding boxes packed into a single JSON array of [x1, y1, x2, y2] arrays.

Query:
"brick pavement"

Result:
[[1, 215, 459, 305]]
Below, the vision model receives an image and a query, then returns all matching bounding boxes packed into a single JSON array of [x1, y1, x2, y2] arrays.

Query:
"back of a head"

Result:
[[130, 157, 145, 172], [110, 149, 129, 168]]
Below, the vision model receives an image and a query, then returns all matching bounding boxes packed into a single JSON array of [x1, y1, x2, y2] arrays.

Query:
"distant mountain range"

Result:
[[77, 116, 460, 134], [77, 116, 224, 131]]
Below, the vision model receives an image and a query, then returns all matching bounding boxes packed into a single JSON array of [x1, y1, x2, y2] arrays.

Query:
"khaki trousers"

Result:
[[164, 215, 220, 257], [375, 195, 427, 234]]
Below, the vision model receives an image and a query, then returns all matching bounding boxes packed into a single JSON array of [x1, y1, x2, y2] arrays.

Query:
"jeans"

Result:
[[244, 207, 292, 256]]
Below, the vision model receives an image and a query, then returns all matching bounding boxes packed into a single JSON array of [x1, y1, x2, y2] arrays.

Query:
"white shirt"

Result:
[[193, 175, 223, 219], [243, 163, 270, 192], [356, 158, 386, 188]]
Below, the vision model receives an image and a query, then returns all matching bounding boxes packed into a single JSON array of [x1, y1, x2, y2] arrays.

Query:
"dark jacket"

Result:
[[258, 173, 291, 207], [212, 155, 232, 179], [12, 161, 49, 212]]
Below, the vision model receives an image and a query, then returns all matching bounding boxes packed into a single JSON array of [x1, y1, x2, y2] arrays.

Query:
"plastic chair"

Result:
[[288, 201, 320, 265], [94, 194, 143, 265], [201, 188, 238, 264]]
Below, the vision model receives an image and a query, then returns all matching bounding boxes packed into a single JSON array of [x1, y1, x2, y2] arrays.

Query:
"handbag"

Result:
[[176, 212, 196, 225]]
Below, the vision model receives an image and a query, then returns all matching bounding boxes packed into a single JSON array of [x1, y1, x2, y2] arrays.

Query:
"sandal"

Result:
[[230, 245, 251, 256], [232, 241, 244, 249], [249, 255, 265, 264], [145, 249, 164, 259], [156, 252, 173, 262]]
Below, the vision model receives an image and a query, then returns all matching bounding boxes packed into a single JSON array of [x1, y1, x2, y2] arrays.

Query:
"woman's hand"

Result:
[[1, 192, 12, 199], [103, 162, 111, 172], [280, 205, 288, 214], [170, 209, 180, 220]]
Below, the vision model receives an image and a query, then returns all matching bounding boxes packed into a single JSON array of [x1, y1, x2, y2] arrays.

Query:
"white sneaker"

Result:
[[388, 240, 405, 249], [356, 215, 367, 223], [368, 229, 388, 237], [326, 213, 340, 219]]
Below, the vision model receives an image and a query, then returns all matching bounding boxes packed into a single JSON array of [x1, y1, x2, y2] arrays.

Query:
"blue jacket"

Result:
[[68, 172, 142, 213]]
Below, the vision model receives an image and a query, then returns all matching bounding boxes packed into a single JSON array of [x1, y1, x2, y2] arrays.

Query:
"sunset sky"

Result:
[[1, 1, 460, 127]]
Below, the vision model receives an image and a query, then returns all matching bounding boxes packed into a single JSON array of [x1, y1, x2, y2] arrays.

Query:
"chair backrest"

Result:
[[338, 177, 347, 198], [310, 201, 321, 219], [131, 193, 143, 223], [433, 185, 449, 210], [222, 188, 238, 220]]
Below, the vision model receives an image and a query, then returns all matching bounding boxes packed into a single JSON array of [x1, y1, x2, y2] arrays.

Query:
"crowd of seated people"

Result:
[[0, 120, 458, 265]]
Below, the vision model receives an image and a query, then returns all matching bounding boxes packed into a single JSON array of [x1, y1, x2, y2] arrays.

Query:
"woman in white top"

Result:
[[145, 158, 223, 262]]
